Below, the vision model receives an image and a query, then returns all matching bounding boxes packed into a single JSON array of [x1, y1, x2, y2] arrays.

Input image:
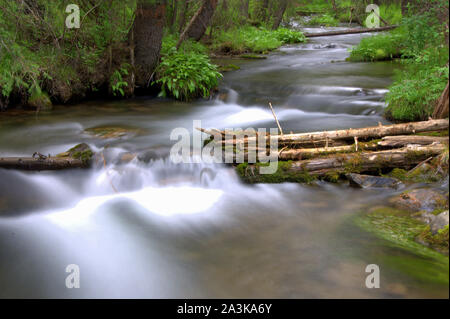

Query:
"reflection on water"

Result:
[[0, 27, 447, 298]]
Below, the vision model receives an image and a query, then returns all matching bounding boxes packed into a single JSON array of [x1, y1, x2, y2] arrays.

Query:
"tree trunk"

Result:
[[433, 82, 449, 119], [272, 0, 288, 30], [240, 0, 249, 19], [178, 0, 190, 33], [170, 0, 178, 30], [256, 0, 270, 22], [133, 0, 167, 88], [331, 0, 338, 17], [401, 0, 408, 16], [177, 0, 218, 48]]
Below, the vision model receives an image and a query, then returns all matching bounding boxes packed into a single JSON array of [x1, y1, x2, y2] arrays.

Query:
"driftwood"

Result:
[[239, 144, 447, 181], [200, 119, 449, 146], [290, 144, 447, 176], [0, 143, 93, 171], [304, 25, 398, 38], [277, 143, 378, 160], [377, 135, 449, 148], [0, 156, 89, 170]]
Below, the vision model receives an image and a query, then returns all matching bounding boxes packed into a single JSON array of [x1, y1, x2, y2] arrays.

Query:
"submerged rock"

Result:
[[84, 126, 144, 139], [346, 173, 403, 189], [389, 189, 448, 213]]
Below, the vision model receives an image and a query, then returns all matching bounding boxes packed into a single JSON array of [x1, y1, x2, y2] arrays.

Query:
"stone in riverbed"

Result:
[[430, 211, 449, 235], [389, 189, 448, 213], [346, 173, 403, 189]]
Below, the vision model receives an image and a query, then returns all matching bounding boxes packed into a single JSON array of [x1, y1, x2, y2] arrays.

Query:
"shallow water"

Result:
[[0, 27, 448, 298]]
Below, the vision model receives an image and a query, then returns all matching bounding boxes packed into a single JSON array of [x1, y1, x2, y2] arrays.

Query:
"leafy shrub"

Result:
[[349, 29, 407, 62], [212, 27, 306, 54], [307, 14, 339, 27], [274, 28, 307, 44], [385, 48, 449, 121], [156, 38, 222, 101]]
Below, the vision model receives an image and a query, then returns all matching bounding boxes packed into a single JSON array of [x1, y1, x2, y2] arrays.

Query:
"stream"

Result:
[[0, 27, 448, 298]]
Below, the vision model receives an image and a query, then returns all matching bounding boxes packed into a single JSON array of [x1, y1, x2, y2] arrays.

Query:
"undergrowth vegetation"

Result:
[[157, 35, 222, 101], [212, 27, 306, 54], [349, 0, 449, 122]]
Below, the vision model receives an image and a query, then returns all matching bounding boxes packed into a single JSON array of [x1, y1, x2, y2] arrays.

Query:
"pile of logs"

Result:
[[198, 119, 449, 180]]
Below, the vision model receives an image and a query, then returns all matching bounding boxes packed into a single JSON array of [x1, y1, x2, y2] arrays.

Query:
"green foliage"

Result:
[[307, 14, 339, 27], [273, 28, 307, 44], [156, 37, 222, 101], [349, 29, 407, 62], [386, 49, 449, 121], [110, 64, 130, 97], [349, 4, 449, 122], [212, 26, 306, 54], [0, 0, 136, 107]]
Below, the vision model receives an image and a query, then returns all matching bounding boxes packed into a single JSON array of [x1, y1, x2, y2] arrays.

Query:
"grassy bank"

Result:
[[348, 2, 449, 122]]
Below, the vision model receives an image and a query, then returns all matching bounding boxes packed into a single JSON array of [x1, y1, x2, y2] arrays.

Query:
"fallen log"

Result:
[[277, 142, 379, 160], [205, 119, 449, 146], [378, 135, 449, 148], [0, 156, 89, 170], [304, 25, 398, 38], [0, 143, 94, 171], [238, 143, 447, 183], [291, 144, 447, 175]]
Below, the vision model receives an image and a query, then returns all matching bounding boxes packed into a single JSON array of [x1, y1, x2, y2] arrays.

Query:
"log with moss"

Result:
[[0, 143, 94, 171], [237, 144, 448, 183]]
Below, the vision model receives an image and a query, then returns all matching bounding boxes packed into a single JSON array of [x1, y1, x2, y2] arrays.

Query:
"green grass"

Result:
[[385, 47, 449, 121], [349, 31, 406, 62], [211, 26, 306, 55], [306, 14, 339, 27]]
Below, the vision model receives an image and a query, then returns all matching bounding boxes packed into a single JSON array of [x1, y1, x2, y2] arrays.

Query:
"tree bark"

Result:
[[432, 82, 449, 119], [378, 135, 449, 148], [170, 0, 178, 30], [177, 0, 218, 48], [133, 0, 167, 88], [178, 0, 190, 33], [256, 0, 270, 22], [239, 144, 447, 182], [304, 25, 398, 38], [289, 144, 447, 176], [272, 0, 288, 30], [240, 0, 250, 19]]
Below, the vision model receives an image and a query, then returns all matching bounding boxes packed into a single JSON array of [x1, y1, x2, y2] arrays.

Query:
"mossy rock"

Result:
[[27, 91, 52, 111], [389, 188, 448, 213], [84, 126, 144, 139], [57, 143, 94, 164], [354, 206, 449, 284], [219, 64, 241, 72], [240, 54, 267, 60], [236, 161, 316, 184]]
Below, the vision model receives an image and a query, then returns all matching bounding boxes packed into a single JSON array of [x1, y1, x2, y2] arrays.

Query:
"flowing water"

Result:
[[0, 27, 448, 298]]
